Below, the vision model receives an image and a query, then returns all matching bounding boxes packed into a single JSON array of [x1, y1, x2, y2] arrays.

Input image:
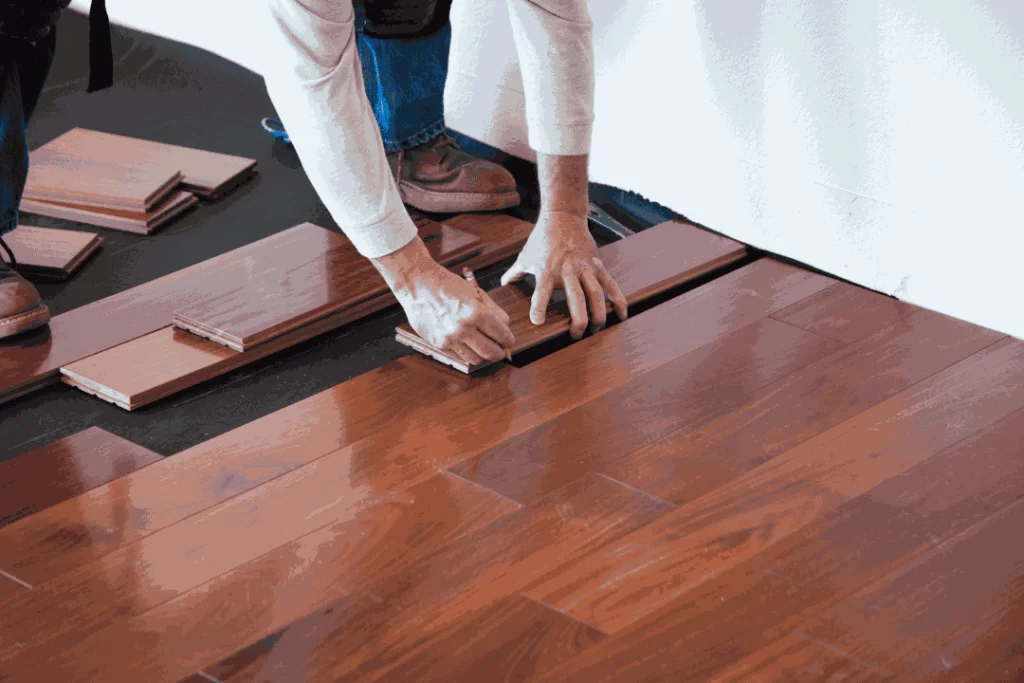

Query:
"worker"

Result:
[[265, 0, 628, 366], [266, 0, 523, 215], [0, 0, 110, 341]]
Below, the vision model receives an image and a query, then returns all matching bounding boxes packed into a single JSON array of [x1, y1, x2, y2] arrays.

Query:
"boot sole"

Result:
[[0, 304, 51, 340], [400, 183, 521, 214]]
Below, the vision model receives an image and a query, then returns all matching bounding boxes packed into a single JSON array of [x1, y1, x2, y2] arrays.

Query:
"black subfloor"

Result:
[[1, 11, 665, 462]]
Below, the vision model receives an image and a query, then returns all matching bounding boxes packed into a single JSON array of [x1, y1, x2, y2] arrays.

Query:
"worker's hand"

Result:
[[373, 237, 514, 365], [501, 210, 628, 340]]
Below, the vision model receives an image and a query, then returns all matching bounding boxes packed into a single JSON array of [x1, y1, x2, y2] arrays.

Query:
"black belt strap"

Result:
[[86, 0, 112, 92]]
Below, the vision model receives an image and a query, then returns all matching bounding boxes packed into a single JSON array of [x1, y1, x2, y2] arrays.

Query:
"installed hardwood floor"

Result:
[[3, 255, 1020, 682]]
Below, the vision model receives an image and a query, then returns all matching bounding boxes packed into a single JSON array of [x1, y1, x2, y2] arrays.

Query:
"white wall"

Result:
[[75, 0, 1024, 338]]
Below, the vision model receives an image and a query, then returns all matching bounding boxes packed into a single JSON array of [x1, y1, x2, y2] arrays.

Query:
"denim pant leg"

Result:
[[354, 10, 451, 153], [0, 31, 58, 237]]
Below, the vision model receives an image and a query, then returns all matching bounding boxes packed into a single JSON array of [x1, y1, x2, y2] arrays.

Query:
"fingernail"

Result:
[[590, 324, 603, 334]]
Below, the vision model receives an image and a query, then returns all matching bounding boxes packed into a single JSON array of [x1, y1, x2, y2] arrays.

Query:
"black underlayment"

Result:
[[1, 9, 660, 461]]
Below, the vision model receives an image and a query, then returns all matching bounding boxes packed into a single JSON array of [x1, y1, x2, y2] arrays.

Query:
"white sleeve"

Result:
[[263, 0, 418, 258], [503, 0, 595, 156]]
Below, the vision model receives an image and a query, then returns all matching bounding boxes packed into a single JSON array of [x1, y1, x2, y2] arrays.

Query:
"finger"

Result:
[[581, 268, 608, 331], [530, 275, 556, 325], [452, 341, 485, 367], [480, 291, 511, 326], [563, 271, 589, 340], [593, 257, 628, 320], [474, 306, 516, 349], [500, 260, 527, 287], [462, 329, 507, 363]]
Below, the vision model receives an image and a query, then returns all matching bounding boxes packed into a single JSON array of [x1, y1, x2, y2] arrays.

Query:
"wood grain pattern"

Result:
[[0, 260, 831, 589], [37, 128, 257, 197], [526, 338, 1024, 634], [395, 220, 748, 372], [0, 220, 460, 404], [2, 225, 102, 280], [19, 190, 198, 235], [24, 147, 182, 212], [441, 212, 535, 272], [531, 404, 1024, 683], [0, 473, 518, 681], [173, 475, 665, 683], [706, 631, 893, 682], [173, 220, 481, 351], [771, 282, 918, 344], [0, 427, 161, 530], [0, 356, 476, 587], [448, 317, 843, 504], [602, 307, 1004, 505]]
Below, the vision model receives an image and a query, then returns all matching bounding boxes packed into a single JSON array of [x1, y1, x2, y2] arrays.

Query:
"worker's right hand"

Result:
[[372, 237, 514, 366]]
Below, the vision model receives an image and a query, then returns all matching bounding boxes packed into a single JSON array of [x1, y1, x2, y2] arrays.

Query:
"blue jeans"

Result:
[[354, 5, 449, 153], [0, 31, 57, 237]]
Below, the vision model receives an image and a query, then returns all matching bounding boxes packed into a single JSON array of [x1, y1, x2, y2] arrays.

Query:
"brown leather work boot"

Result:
[[0, 237, 50, 340], [388, 133, 520, 213]]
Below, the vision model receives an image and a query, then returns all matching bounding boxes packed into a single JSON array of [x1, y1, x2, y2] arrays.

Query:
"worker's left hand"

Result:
[[501, 210, 628, 340]]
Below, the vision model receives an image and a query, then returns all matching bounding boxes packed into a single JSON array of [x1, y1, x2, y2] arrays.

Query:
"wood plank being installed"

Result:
[[35, 128, 258, 199], [172, 220, 481, 351], [0, 218, 475, 405], [2, 225, 102, 281], [440, 212, 535, 272], [19, 190, 198, 235], [395, 220, 747, 372], [24, 147, 182, 212]]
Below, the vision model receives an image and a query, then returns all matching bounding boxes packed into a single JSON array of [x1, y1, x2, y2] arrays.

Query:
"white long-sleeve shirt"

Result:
[[264, 0, 594, 258]]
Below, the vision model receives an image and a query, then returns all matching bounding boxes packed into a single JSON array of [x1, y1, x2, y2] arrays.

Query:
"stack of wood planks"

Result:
[[19, 129, 257, 234], [2, 254, 1021, 682]]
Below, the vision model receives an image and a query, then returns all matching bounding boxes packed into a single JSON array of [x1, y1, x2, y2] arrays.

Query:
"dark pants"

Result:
[[0, 30, 58, 237]]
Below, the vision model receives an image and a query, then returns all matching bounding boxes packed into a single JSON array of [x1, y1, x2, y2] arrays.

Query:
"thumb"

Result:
[[500, 260, 527, 287]]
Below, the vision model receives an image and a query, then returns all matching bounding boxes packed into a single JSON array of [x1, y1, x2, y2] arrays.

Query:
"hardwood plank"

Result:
[[0, 473, 518, 681], [0, 259, 831, 587], [25, 147, 182, 212], [0, 219, 470, 404], [448, 318, 842, 504], [441, 213, 535, 272], [531, 404, 1024, 682], [803, 496, 1024, 680], [395, 220, 748, 372], [2, 225, 102, 281], [0, 427, 161, 529], [525, 338, 1024, 634], [603, 308, 1004, 505], [0, 356, 474, 586], [771, 283, 918, 344], [20, 190, 198, 235], [204, 596, 603, 683], [100, 475, 667, 683], [37, 128, 257, 197], [173, 219, 481, 351], [706, 631, 893, 682]]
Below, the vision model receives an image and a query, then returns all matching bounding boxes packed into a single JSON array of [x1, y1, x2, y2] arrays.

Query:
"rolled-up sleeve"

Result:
[[504, 0, 594, 156], [263, 0, 417, 258]]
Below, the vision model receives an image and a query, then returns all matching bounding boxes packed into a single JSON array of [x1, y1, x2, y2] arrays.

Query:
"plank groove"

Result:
[[771, 283, 917, 344], [395, 220, 747, 372]]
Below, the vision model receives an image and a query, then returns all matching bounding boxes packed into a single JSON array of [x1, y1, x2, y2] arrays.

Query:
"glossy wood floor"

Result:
[[0, 257, 1021, 683]]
